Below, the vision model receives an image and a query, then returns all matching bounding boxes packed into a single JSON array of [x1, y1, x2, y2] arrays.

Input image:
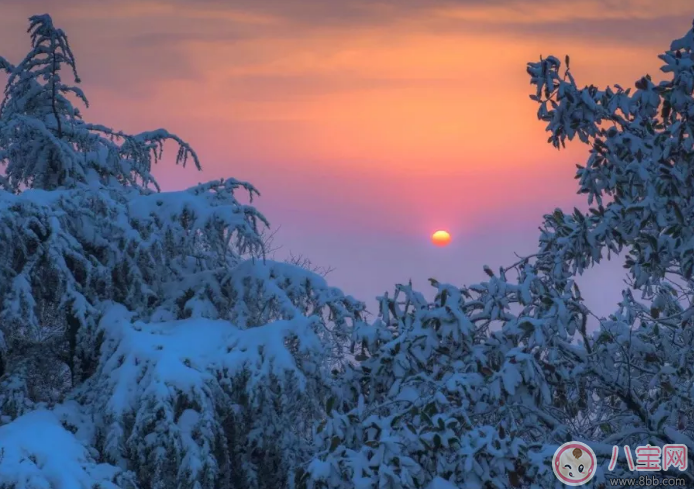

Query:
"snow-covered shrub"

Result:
[[301, 21, 694, 489], [0, 14, 365, 489]]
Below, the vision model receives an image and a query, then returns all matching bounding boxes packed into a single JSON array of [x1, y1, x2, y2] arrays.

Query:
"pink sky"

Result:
[[1, 0, 691, 314]]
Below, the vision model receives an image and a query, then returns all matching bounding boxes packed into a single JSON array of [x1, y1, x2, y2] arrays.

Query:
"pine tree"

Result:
[[0, 14, 365, 489]]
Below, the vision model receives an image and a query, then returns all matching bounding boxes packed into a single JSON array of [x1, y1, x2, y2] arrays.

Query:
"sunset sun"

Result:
[[431, 230, 451, 246]]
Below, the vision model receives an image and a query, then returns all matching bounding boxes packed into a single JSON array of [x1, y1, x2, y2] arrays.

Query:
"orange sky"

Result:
[[1, 0, 692, 312]]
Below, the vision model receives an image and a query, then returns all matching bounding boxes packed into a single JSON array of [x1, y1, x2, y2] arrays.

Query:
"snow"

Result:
[[95, 302, 324, 417], [428, 477, 459, 489], [0, 410, 124, 489], [2, 11, 694, 489]]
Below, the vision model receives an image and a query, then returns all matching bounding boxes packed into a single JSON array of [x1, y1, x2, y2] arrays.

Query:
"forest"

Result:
[[0, 13, 692, 489]]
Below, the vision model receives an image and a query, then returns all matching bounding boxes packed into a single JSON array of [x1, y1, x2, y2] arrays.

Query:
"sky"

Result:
[[1, 0, 692, 317]]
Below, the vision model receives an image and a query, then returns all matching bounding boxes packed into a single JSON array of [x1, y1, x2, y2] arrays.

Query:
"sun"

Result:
[[431, 230, 451, 246]]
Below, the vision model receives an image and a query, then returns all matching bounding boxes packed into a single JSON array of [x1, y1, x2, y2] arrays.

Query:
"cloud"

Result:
[[222, 74, 471, 102], [0, 1, 278, 98], [7, 0, 693, 41], [423, 9, 692, 47], [157, 0, 694, 45], [496, 15, 689, 47], [124, 31, 247, 49], [1, 0, 691, 100]]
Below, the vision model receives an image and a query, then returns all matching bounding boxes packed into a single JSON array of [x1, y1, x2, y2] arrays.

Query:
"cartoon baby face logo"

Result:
[[552, 441, 597, 486]]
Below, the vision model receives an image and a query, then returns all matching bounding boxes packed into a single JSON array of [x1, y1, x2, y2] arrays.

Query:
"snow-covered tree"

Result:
[[300, 20, 694, 489], [3, 11, 694, 489], [0, 14, 365, 489]]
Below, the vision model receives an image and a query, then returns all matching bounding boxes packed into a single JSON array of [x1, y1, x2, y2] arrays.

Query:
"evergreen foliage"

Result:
[[0, 13, 692, 489]]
